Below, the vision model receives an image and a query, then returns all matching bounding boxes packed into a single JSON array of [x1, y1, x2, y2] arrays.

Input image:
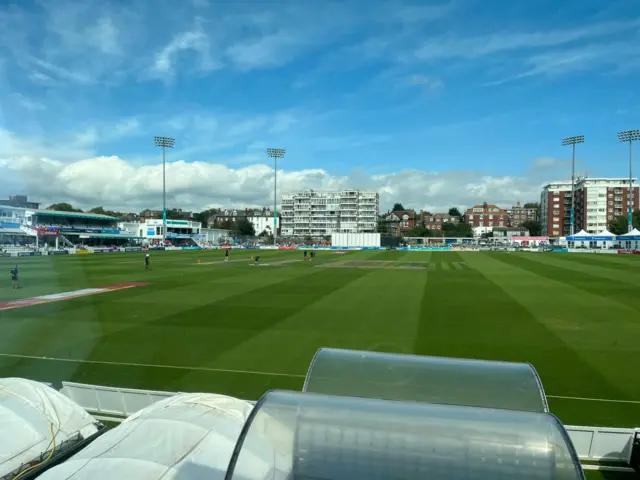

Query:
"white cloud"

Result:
[[408, 20, 640, 62], [406, 74, 443, 90], [112, 118, 141, 138], [0, 154, 551, 213], [151, 28, 219, 77], [12, 93, 46, 111]]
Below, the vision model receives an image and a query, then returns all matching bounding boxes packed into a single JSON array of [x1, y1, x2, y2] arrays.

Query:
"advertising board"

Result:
[[125, 247, 142, 252], [278, 246, 297, 250], [396, 247, 451, 252], [94, 248, 121, 254], [148, 246, 165, 251], [17, 251, 43, 257], [76, 249, 90, 255], [35, 227, 59, 237], [48, 250, 69, 255], [180, 246, 201, 250]]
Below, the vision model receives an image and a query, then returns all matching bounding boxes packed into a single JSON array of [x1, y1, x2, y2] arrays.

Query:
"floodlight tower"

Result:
[[561, 135, 584, 236], [154, 136, 176, 243], [618, 129, 640, 233], [267, 148, 286, 246]]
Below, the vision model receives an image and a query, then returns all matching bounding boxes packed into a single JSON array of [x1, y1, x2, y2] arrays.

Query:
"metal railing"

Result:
[[56, 381, 638, 472]]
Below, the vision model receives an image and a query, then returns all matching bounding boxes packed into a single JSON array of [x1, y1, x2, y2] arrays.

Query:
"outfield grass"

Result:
[[1, 249, 640, 436]]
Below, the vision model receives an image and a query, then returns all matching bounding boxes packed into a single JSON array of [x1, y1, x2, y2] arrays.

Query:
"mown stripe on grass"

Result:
[[471, 253, 640, 422], [59, 266, 377, 392], [490, 253, 640, 313], [0, 260, 313, 387], [416, 251, 636, 426], [557, 253, 640, 271], [211, 263, 428, 377]]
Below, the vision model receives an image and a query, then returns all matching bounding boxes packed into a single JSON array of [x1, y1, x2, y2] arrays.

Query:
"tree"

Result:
[[193, 208, 220, 227], [608, 211, 640, 234], [521, 220, 542, 236], [392, 203, 405, 211], [442, 222, 459, 236], [234, 218, 255, 236], [47, 203, 82, 212], [609, 216, 627, 235], [456, 222, 473, 237], [165, 208, 184, 220], [443, 221, 473, 238], [523, 202, 539, 209], [89, 206, 107, 215], [405, 226, 431, 237], [448, 207, 462, 217]]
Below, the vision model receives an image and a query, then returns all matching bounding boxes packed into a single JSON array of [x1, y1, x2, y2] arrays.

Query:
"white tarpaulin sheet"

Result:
[[39, 393, 258, 480], [0, 378, 99, 478]]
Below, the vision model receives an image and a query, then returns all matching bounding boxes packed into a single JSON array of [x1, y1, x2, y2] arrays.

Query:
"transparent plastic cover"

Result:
[[303, 348, 548, 412], [225, 390, 584, 480]]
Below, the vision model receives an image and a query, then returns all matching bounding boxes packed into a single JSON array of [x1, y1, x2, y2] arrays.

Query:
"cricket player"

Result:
[[11, 264, 19, 289], [145, 253, 150, 270]]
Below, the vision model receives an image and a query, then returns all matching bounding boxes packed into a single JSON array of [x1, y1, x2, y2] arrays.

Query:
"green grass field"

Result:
[[1, 249, 640, 436]]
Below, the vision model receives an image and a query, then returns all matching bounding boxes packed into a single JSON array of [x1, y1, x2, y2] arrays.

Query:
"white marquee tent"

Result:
[[616, 228, 640, 250]]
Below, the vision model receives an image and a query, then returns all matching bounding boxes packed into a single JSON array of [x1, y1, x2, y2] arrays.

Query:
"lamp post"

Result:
[[266, 148, 286, 246], [153, 136, 175, 244], [618, 130, 640, 233], [561, 135, 584, 236]]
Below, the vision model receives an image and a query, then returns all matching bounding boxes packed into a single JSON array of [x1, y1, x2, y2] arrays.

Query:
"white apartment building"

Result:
[[280, 189, 379, 237], [574, 177, 638, 233], [209, 209, 280, 236]]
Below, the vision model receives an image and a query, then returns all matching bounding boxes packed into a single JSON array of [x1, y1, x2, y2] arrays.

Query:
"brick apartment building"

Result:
[[508, 201, 538, 226], [540, 178, 640, 236], [381, 210, 416, 234], [421, 212, 460, 232], [540, 182, 571, 236], [464, 202, 509, 228]]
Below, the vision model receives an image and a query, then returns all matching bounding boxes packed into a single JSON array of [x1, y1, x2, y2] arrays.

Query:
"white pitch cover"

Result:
[[0, 378, 99, 478], [39, 393, 256, 480]]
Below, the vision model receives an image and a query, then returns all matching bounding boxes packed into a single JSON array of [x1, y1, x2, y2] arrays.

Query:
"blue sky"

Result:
[[0, 0, 638, 212]]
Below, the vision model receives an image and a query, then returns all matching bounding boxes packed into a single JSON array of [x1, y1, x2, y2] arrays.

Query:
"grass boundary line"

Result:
[[0, 352, 306, 378], [546, 394, 640, 404], [1, 353, 639, 405]]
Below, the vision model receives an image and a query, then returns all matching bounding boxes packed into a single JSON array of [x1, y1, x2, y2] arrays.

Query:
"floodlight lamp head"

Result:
[[267, 147, 286, 158], [618, 129, 640, 142], [154, 136, 176, 148], [561, 135, 584, 146]]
